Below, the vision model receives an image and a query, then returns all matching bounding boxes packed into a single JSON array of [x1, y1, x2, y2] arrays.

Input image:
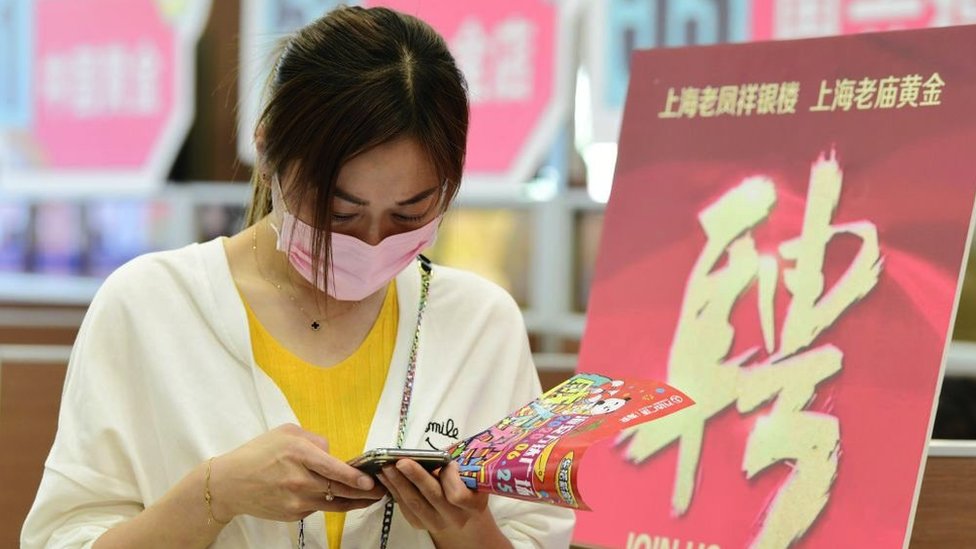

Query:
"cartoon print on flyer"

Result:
[[446, 373, 694, 509]]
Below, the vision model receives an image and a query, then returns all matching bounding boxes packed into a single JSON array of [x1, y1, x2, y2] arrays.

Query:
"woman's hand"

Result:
[[209, 423, 385, 522], [377, 460, 512, 548]]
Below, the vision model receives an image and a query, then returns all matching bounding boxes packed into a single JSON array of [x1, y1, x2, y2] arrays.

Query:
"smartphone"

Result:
[[348, 448, 452, 475]]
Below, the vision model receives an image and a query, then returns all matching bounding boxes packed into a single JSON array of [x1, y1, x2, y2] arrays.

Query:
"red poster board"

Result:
[[574, 25, 976, 549]]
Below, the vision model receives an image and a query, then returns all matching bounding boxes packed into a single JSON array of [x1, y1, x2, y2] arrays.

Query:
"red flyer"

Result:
[[573, 25, 976, 549], [447, 373, 693, 509]]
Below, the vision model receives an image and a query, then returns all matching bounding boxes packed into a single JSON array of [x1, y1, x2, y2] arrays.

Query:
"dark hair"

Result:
[[244, 5, 468, 287]]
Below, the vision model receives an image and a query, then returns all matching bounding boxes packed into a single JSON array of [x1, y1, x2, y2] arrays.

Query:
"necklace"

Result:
[[297, 255, 433, 549], [251, 223, 356, 331]]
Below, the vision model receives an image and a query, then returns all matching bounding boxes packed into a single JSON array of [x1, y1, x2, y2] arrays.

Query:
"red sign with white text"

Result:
[[573, 26, 976, 549], [364, 0, 567, 185]]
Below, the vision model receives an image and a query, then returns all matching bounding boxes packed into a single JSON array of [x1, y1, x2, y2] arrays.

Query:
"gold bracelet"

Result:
[[205, 457, 230, 526]]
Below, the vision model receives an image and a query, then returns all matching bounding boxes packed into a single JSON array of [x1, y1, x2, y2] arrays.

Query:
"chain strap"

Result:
[[379, 256, 431, 548], [298, 257, 432, 549]]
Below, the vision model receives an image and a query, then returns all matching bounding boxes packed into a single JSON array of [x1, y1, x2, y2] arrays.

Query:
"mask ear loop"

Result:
[[267, 172, 292, 243], [270, 172, 336, 300], [269, 172, 287, 213], [266, 173, 301, 293]]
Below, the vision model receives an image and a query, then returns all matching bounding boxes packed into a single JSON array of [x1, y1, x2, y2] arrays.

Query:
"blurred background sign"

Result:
[[583, 0, 751, 146], [578, 0, 976, 203], [239, 0, 579, 190], [237, 0, 346, 168], [753, 0, 976, 40], [366, 0, 574, 188], [0, 0, 32, 129], [0, 0, 210, 195]]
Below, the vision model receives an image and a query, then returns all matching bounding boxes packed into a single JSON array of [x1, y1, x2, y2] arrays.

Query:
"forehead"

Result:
[[336, 137, 439, 199]]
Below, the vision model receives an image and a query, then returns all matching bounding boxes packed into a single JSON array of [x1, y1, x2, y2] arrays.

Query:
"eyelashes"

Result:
[[331, 212, 428, 224], [393, 213, 426, 222]]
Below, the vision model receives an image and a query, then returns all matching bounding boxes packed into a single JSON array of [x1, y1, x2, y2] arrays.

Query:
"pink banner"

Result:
[[1, 0, 208, 192], [365, 0, 557, 179], [35, 0, 174, 168]]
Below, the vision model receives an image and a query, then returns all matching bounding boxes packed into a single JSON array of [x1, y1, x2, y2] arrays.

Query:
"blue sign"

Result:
[[0, 0, 31, 128], [604, 0, 751, 111], [263, 0, 353, 34], [239, 0, 356, 162]]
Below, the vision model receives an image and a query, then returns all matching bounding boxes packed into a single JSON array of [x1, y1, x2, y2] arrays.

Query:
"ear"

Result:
[[255, 124, 267, 157], [254, 126, 272, 186]]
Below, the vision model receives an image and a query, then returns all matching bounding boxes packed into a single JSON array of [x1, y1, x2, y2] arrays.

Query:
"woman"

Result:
[[22, 6, 574, 548]]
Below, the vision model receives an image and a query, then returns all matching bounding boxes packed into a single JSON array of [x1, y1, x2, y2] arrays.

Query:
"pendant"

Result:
[[310, 321, 321, 331]]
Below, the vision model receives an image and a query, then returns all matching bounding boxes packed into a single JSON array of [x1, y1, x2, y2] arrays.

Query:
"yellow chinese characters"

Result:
[[659, 81, 800, 119], [619, 152, 882, 549], [660, 72, 945, 119], [810, 72, 945, 111]]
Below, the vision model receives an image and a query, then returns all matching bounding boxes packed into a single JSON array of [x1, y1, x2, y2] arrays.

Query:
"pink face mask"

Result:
[[269, 174, 439, 301]]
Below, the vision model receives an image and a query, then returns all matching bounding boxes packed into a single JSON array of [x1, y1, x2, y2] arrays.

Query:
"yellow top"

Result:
[[243, 282, 398, 549]]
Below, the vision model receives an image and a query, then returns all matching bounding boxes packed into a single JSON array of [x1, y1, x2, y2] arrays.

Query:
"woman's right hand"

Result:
[[208, 423, 385, 522]]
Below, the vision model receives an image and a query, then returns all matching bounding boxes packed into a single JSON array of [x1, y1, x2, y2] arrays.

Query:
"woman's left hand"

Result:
[[377, 459, 508, 546]]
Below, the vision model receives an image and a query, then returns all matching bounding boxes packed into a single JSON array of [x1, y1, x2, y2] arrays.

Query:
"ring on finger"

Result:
[[325, 480, 334, 502]]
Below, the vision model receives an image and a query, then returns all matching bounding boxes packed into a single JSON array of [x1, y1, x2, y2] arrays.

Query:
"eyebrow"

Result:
[[334, 185, 441, 207]]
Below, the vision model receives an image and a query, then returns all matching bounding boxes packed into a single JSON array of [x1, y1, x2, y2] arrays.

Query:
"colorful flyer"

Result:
[[447, 373, 693, 510], [573, 25, 976, 549]]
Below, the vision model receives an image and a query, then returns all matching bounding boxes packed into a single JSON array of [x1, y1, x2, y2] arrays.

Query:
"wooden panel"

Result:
[[0, 362, 67, 548], [0, 326, 80, 346], [540, 368, 574, 392], [0, 305, 86, 346], [909, 456, 976, 548]]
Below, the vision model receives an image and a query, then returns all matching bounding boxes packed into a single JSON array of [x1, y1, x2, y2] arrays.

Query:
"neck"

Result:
[[253, 218, 370, 317]]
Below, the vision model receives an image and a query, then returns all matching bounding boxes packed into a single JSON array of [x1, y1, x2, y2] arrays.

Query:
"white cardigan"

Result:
[[21, 238, 575, 548]]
